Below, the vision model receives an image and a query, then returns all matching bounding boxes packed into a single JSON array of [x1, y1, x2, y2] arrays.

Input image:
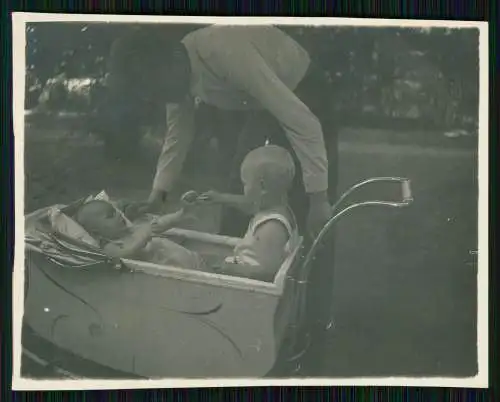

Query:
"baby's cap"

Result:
[[241, 145, 296, 191]]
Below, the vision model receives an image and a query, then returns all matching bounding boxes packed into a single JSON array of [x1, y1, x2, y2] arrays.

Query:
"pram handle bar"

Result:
[[402, 179, 413, 202], [303, 177, 413, 275], [331, 176, 413, 214], [283, 177, 413, 366]]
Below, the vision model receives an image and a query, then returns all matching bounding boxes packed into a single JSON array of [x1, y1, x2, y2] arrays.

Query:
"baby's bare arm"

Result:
[[151, 209, 185, 234], [103, 224, 152, 259], [200, 191, 255, 215]]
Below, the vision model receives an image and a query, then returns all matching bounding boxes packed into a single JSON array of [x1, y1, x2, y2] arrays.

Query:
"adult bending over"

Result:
[[106, 24, 339, 375], [107, 24, 337, 237]]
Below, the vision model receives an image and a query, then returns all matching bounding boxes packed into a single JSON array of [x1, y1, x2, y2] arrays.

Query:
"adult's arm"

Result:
[[151, 98, 196, 197], [211, 45, 329, 195]]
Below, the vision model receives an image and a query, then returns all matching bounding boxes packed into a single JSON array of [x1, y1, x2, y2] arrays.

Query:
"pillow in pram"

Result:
[[48, 207, 99, 247]]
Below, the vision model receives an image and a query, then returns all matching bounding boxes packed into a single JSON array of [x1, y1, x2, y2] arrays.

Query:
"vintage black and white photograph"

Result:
[[12, 14, 488, 389]]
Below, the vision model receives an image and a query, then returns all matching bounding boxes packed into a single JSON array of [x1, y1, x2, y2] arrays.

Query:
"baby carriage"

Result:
[[22, 177, 413, 379]]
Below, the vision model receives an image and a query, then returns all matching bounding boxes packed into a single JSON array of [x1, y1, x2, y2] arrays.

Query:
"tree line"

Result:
[[25, 23, 479, 131]]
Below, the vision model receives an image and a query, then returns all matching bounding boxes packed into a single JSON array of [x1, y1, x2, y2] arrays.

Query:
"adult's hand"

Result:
[[307, 191, 333, 239], [119, 201, 150, 221], [139, 189, 168, 214]]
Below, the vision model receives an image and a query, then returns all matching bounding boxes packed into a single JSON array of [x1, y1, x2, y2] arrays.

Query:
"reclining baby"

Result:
[[74, 145, 298, 282]]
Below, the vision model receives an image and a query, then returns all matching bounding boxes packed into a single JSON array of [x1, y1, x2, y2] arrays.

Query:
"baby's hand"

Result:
[[197, 190, 223, 205], [150, 218, 161, 234], [150, 209, 197, 234], [151, 216, 170, 234]]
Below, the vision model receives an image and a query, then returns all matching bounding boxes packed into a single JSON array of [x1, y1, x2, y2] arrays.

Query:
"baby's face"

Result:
[[78, 201, 127, 240]]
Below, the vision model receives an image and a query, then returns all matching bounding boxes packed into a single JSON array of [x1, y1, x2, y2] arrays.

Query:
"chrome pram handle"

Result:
[[303, 177, 413, 274], [283, 177, 414, 365], [331, 176, 413, 214]]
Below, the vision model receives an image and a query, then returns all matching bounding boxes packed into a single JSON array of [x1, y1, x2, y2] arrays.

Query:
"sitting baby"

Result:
[[75, 145, 298, 282], [196, 144, 299, 281]]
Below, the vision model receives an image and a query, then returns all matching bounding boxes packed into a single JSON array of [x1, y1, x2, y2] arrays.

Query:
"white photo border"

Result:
[[11, 13, 489, 390]]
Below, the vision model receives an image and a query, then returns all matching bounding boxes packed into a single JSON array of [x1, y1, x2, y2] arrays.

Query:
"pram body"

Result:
[[22, 177, 413, 378]]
